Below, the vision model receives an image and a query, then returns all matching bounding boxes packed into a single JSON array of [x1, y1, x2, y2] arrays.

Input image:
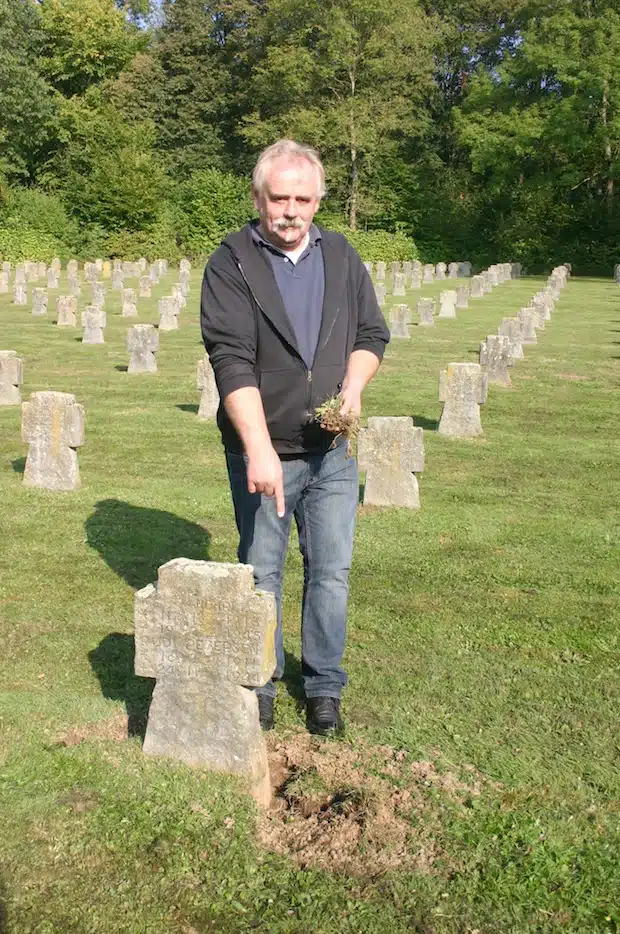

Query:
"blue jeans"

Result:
[[226, 441, 358, 699]]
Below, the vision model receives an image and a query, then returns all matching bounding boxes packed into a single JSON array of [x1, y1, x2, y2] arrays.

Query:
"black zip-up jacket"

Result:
[[200, 222, 390, 455]]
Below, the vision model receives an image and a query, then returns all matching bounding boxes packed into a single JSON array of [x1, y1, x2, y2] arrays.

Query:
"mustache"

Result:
[[272, 217, 304, 231]]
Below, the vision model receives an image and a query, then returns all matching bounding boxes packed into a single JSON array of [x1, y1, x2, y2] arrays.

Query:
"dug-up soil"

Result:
[[261, 732, 499, 877]]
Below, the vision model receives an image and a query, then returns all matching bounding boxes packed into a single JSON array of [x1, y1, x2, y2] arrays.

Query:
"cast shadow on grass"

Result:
[[11, 457, 25, 474], [85, 498, 211, 591], [358, 479, 366, 504], [176, 403, 199, 414], [89, 633, 153, 739], [115, 364, 129, 372], [412, 415, 440, 431], [281, 649, 306, 714]]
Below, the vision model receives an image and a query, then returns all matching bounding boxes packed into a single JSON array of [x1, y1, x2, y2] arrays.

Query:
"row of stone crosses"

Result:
[[1, 257, 569, 512], [372, 261, 521, 326], [0, 255, 190, 338]]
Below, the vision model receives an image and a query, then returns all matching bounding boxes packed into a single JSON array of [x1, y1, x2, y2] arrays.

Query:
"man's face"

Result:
[[253, 157, 321, 251]]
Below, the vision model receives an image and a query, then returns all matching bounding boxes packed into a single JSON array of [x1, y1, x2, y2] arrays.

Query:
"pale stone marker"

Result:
[[32, 288, 48, 316], [121, 288, 138, 317], [47, 269, 58, 289], [14, 265, 26, 285], [512, 263, 522, 278], [67, 260, 78, 278], [374, 282, 386, 307], [0, 351, 23, 405], [410, 274, 421, 289], [134, 559, 276, 806], [22, 391, 85, 491], [13, 283, 27, 305], [390, 304, 410, 339], [69, 276, 81, 297], [482, 271, 493, 293], [423, 263, 434, 283], [172, 283, 186, 309], [81, 306, 106, 344], [438, 290, 457, 318], [112, 270, 124, 290], [139, 276, 152, 298], [127, 324, 159, 373], [459, 261, 472, 278], [358, 417, 424, 508], [438, 363, 487, 438], [517, 308, 538, 343], [418, 298, 435, 326], [471, 275, 484, 298], [390, 261, 401, 277], [149, 263, 160, 285], [448, 262, 459, 279], [179, 258, 191, 274], [158, 297, 179, 330], [363, 261, 372, 277], [479, 335, 515, 387], [455, 285, 469, 309], [498, 317, 524, 359], [435, 262, 447, 280], [0, 272, 8, 293], [392, 272, 406, 296], [527, 303, 546, 330], [197, 355, 219, 418], [56, 295, 77, 327], [91, 283, 105, 309], [2, 261, 11, 278], [375, 261, 386, 281]]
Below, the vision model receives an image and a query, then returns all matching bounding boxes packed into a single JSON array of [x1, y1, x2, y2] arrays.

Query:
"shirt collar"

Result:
[[251, 221, 322, 256]]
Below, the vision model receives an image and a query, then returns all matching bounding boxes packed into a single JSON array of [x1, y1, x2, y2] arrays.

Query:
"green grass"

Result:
[[1, 269, 619, 933]]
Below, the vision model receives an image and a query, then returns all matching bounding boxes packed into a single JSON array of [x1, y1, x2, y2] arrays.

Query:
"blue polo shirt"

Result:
[[252, 223, 325, 369]]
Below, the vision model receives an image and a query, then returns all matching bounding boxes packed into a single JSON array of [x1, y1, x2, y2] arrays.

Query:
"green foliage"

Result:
[[38, 0, 143, 97], [0, 224, 64, 262], [327, 224, 419, 262], [0, 0, 57, 182], [101, 219, 180, 261], [53, 93, 167, 232], [175, 168, 253, 255]]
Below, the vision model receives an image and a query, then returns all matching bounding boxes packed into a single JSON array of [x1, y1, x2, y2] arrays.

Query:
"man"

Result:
[[200, 139, 389, 735]]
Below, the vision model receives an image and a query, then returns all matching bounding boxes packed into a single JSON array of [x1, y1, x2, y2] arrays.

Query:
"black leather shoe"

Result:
[[307, 696, 344, 736], [257, 694, 274, 731]]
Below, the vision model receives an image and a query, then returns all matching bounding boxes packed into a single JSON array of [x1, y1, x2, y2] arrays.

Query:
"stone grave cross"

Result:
[[438, 362, 487, 438], [22, 391, 85, 490], [134, 558, 276, 805], [357, 416, 424, 508]]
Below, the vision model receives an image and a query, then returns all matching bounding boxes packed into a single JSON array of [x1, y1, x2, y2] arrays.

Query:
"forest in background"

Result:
[[1, 0, 618, 271]]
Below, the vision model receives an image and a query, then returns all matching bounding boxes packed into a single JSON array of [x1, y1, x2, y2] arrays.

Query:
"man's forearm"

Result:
[[223, 386, 271, 456], [342, 349, 381, 393]]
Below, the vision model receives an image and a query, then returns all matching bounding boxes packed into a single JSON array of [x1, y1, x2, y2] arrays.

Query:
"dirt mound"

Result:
[[260, 733, 493, 877]]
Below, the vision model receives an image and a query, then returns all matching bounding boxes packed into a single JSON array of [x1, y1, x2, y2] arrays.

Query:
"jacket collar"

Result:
[[222, 223, 348, 365]]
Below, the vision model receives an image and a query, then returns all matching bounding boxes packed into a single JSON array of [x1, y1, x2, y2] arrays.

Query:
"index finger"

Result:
[[275, 475, 286, 519]]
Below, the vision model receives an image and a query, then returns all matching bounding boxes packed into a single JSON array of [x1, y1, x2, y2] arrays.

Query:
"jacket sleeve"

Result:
[[200, 247, 259, 400], [350, 248, 390, 359]]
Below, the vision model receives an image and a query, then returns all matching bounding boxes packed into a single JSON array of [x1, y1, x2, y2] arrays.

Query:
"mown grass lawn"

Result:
[[1, 268, 619, 933]]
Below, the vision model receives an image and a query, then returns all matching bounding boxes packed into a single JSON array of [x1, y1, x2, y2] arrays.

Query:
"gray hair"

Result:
[[252, 139, 326, 198]]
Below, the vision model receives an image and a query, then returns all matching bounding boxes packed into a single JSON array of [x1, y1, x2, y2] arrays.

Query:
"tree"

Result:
[[454, 0, 620, 268], [53, 92, 167, 231], [38, 0, 143, 97], [240, 0, 438, 228], [0, 0, 57, 182]]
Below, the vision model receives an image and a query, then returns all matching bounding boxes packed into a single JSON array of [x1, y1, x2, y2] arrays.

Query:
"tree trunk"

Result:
[[349, 144, 357, 230], [602, 82, 614, 213]]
